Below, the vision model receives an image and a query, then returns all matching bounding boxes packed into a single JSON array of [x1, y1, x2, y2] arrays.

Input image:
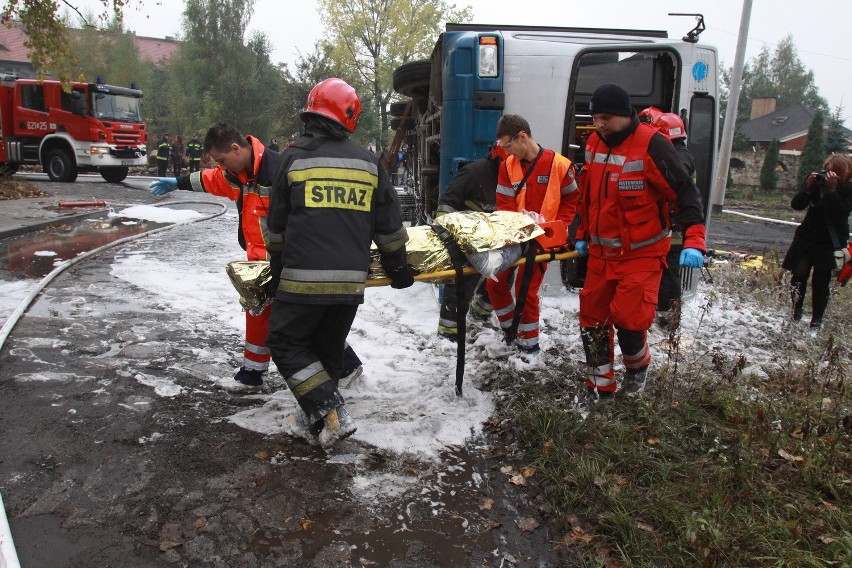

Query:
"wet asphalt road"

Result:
[[0, 177, 568, 567]]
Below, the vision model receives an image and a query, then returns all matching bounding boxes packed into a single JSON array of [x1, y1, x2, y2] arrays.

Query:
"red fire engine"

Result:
[[0, 74, 147, 183]]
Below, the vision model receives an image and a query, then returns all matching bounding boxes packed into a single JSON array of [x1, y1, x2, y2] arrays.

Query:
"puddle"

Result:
[[0, 213, 170, 279]]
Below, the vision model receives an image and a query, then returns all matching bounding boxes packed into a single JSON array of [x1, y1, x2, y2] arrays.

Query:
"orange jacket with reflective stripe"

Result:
[[496, 149, 577, 226], [182, 136, 281, 261]]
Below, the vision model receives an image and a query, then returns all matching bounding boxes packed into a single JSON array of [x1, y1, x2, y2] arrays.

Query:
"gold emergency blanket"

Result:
[[369, 210, 544, 279], [225, 261, 272, 314]]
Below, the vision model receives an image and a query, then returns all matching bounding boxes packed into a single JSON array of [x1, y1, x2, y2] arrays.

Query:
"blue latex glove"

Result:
[[680, 247, 704, 268], [574, 240, 589, 256], [149, 178, 178, 195]]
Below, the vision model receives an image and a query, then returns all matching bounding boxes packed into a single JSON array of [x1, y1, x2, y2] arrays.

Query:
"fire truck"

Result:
[[0, 74, 147, 183]]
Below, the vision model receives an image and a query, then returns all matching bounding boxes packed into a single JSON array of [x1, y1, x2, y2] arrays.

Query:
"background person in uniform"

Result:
[[782, 153, 852, 332], [575, 84, 706, 401], [266, 78, 413, 449], [186, 133, 203, 173], [434, 141, 505, 342], [156, 133, 171, 177]]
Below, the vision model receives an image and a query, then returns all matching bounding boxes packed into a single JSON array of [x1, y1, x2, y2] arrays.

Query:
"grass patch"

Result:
[[491, 260, 851, 567]]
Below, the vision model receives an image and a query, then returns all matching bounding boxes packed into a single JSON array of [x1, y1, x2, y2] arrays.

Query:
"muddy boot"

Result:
[[319, 406, 357, 449], [286, 409, 321, 447], [621, 368, 648, 397]]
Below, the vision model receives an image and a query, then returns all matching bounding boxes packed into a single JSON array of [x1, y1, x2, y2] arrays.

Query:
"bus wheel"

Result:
[[45, 149, 78, 183], [393, 60, 430, 110], [100, 167, 129, 183]]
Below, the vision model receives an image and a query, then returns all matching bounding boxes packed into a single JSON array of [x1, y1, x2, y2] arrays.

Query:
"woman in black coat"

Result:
[[782, 153, 852, 330]]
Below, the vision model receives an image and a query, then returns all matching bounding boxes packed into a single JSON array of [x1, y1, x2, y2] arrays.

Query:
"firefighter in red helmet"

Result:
[[642, 111, 698, 329], [265, 78, 413, 448]]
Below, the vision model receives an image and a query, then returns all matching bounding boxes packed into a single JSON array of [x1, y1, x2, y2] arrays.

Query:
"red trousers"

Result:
[[579, 255, 663, 391], [243, 304, 271, 371], [486, 263, 547, 350]]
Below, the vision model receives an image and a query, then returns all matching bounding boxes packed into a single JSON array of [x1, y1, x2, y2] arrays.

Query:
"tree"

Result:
[[759, 139, 779, 192], [797, 109, 826, 186], [67, 14, 151, 89], [2, 0, 138, 82], [164, 0, 284, 140], [825, 105, 849, 155], [723, 35, 828, 124], [317, 0, 472, 148]]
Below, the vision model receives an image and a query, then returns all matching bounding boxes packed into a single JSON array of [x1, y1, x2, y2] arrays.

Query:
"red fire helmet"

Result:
[[302, 78, 362, 132], [652, 113, 687, 140]]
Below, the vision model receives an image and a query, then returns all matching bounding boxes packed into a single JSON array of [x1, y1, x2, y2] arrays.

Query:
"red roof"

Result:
[[133, 34, 179, 63], [0, 22, 32, 63], [0, 21, 179, 67]]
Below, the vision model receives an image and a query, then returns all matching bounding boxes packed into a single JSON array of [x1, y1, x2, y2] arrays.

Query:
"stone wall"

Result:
[[729, 149, 801, 191]]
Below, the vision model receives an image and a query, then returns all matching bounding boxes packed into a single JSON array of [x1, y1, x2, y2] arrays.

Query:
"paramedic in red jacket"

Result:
[[575, 84, 706, 399], [487, 114, 578, 356]]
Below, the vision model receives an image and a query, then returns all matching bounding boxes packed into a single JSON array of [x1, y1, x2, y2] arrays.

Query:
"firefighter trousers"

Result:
[[579, 255, 662, 392], [266, 301, 357, 424]]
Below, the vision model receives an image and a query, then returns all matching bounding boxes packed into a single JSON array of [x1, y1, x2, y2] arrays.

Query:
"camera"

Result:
[[815, 170, 830, 181]]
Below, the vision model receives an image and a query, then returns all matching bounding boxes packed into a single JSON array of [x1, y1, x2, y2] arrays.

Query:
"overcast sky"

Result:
[[78, 0, 851, 123]]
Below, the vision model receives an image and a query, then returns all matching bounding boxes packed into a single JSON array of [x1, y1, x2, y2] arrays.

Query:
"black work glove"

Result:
[[387, 264, 415, 289]]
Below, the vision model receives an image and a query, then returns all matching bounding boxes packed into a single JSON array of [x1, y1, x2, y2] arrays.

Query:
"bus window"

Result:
[[688, 95, 716, 218]]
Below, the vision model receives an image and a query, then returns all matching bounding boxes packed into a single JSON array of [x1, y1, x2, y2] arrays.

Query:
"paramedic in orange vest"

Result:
[[487, 114, 579, 356], [576, 84, 706, 400], [149, 123, 364, 388]]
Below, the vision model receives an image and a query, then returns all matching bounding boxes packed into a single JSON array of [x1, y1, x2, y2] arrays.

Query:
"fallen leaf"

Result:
[[500, 465, 514, 474], [509, 474, 527, 486], [301, 519, 314, 531], [194, 517, 207, 529], [520, 466, 537, 478], [818, 498, 838, 511], [542, 439, 554, 456], [487, 521, 502, 531], [360, 559, 378, 566], [777, 449, 804, 463], [646, 438, 659, 446], [159, 540, 181, 552], [479, 498, 494, 511], [790, 428, 804, 440], [516, 517, 540, 532], [593, 475, 606, 487], [570, 526, 595, 543], [612, 475, 629, 486], [503, 553, 520, 564], [255, 450, 269, 460], [636, 521, 655, 532], [817, 534, 836, 544]]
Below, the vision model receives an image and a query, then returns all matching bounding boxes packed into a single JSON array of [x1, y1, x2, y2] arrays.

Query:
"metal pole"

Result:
[[707, 0, 753, 234]]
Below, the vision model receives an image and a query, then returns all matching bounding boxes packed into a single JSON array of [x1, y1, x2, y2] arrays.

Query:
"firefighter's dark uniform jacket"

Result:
[[157, 139, 170, 161], [578, 118, 706, 260], [267, 124, 409, 304], [436, 157, 499, 215], [186, 139, 203, 160]]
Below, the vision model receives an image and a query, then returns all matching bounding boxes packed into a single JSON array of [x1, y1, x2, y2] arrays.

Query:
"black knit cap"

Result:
[[589, 83, 633, 117]]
